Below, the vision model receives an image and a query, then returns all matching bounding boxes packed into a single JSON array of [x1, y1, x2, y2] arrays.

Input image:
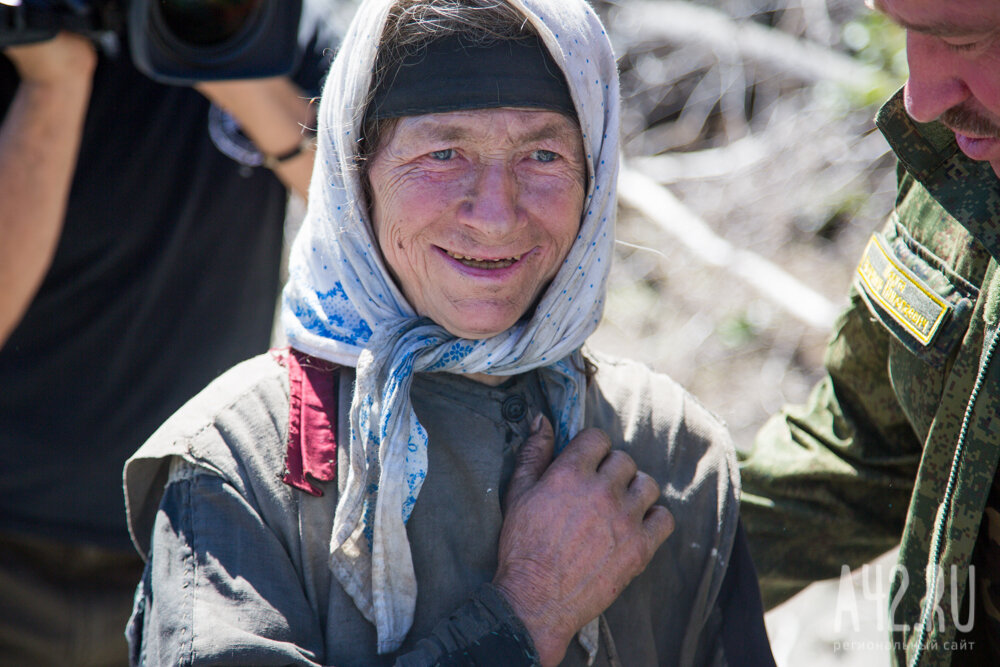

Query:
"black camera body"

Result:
[[0, 0, 303, 84]]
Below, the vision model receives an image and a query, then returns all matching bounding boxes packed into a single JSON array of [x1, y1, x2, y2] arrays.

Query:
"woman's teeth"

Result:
[[446, 250, 522, 269]]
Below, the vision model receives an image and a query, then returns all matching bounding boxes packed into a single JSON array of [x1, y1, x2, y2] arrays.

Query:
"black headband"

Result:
[[366, 33, 575, 122]]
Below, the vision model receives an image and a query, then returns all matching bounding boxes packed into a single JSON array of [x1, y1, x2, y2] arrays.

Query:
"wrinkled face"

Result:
[[368, 108, 586, 339], [871, 0, 1000, 177]]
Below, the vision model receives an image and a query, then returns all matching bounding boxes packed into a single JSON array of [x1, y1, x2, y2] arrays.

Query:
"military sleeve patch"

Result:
[[856, 233, 950, 346]]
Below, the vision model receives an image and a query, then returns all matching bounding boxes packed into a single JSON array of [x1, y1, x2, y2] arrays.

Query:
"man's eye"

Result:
[[946, 42, 979, 52], [943, 37, 988, 53], [531, 149, 559, 163], [429, 149, 456, 160]]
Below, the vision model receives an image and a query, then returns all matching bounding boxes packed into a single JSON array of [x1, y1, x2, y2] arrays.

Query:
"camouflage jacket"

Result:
[[740, 89, 1000, 667]]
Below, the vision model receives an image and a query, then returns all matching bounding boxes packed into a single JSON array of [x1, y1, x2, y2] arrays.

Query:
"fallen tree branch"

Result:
[[617, 165, 841, 330]]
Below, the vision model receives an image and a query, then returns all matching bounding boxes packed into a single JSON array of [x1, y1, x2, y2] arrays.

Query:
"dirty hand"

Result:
[[493, 416, 675, 666]]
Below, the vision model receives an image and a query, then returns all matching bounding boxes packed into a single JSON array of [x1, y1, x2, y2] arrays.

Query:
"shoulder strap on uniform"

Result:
[[281, 347, 340, 496]]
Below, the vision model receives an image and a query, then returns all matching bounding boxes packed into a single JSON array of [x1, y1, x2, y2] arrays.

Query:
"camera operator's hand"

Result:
[[196, 77, 316, 200], [5, 31, 97, 85], [0, 32, 96, 347]]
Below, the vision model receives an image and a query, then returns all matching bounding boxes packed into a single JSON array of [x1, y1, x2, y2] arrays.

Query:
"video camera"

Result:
[[0, 0, 302, 84]]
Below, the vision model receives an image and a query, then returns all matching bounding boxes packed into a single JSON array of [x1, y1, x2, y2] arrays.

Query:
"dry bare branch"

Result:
[[608, 1, 882, 90], [617, 165, 840, 330]]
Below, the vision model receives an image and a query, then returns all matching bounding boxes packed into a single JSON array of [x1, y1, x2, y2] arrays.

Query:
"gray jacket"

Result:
[[124, 351, 740, 666]]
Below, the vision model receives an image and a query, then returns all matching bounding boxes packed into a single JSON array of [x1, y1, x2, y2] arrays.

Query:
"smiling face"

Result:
[[367, 108, 587, 339], [870, 0, 1000, 177]]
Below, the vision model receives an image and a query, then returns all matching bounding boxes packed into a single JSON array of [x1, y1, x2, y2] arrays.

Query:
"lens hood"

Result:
[[128, 0, 302, 84]]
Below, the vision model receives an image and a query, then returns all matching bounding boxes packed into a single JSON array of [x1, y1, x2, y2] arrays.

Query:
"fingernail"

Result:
[[530, 414, 543, 434]]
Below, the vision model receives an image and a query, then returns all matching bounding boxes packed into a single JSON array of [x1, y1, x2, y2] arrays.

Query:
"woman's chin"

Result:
[[435, 308, 525, 341], [440, 322, 515, 341]]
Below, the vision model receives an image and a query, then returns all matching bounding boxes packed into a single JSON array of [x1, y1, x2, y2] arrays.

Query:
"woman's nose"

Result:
[[903, 31, 971, 124], [460, 162, 519, 235]]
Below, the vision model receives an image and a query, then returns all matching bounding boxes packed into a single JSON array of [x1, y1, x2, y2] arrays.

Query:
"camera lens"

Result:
[[158, 0, 264, 47]]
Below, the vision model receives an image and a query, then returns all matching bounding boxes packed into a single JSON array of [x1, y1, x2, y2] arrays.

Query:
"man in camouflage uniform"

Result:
[[739, 0, 1000, 665]]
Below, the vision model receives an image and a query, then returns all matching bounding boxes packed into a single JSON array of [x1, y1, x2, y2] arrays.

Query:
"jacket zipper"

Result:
[[909, 324, 1000, 667]]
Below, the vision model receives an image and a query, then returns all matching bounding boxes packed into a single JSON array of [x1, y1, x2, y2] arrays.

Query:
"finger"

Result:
[[643, 505, 675, 547], [504, 414, 555, 510], [627, 471, 662, 512], [597, 449, 638, 487], [554, 427, 612, 471]]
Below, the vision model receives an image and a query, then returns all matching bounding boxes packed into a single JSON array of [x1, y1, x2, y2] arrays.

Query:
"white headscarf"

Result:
[[281, 0, 620, 654]]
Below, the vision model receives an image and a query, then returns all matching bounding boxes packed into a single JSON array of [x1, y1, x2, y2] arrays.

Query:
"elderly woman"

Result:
[[123, 0, 773, 665]]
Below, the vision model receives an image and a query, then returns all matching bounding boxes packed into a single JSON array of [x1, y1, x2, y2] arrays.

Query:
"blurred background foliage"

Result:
[[583, 0, 908, 454]]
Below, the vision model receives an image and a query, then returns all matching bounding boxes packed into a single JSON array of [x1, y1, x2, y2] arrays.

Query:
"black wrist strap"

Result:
[[262, 134, 315, 170]]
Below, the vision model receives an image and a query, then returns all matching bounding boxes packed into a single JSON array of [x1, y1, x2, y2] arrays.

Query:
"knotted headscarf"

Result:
[[281, 0, 620, 654]]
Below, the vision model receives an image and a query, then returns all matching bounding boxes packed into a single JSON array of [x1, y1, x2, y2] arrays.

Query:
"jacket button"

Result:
[[501, 396, 527, 422]]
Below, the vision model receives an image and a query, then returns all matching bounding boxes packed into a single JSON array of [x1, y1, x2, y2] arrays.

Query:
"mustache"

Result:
[[941, 105, 1000, 139]]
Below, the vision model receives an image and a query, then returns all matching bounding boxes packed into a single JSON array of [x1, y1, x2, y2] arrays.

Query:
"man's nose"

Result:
[[903, 31, 971, 123], [460, 162, 520, 236]]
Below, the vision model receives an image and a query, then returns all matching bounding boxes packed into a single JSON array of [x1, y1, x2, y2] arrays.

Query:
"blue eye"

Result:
[[429, 149, 455, 160], [531, 149, 559, 163]]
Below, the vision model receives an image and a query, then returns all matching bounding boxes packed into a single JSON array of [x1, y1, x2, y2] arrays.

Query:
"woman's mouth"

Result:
[[444, 249, 523, 269]]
